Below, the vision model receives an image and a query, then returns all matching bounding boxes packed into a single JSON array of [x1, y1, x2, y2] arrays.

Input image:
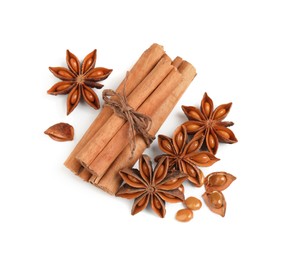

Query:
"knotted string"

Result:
[[102, 72, 155, 158]]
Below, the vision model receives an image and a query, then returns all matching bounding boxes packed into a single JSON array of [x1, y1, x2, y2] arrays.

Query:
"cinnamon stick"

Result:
[[76, 55, 174, 173], [64, 43, 165, 174], [89, 68, 182, 178], [96, 60, 197, 195]]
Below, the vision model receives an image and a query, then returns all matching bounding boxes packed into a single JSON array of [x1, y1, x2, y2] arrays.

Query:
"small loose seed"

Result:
[[176, 209, 193, 222], [185, 196, 202, 210], [208, 175, 227, 187], [217, 130, 230, 139]]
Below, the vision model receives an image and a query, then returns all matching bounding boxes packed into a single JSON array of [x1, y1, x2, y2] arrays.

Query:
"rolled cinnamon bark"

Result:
[[89, 67, 182, 178], [76, 55, 174, 173], [64, 43, 165, 174], [97, 60, 197, 195]]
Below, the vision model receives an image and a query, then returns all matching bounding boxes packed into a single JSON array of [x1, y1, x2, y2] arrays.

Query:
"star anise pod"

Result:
[[182, 92, 238, 154], [155, 125, 219, 187], [116, 155, 187, 218], [47, 50, 112, 115]]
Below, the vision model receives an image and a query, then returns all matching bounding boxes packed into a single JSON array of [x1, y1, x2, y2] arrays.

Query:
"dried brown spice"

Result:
[[116, 155, 187, 218], [202, 190, 227, 217], [175, 208, 193, 222], [204, 171, 236, 192], [182, 92, 238, 154], [155, 125, 219, 187], [44, 122, 74, 142], [185, 196, 202, 210], [47, 50, 112, 115]]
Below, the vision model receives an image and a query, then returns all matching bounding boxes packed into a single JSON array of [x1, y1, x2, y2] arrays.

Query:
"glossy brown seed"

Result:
[[217, 130, 230, 139], [209, 191, 223, 208], [153, 196, 162, 209], [204, 102, 211, 117], [175, 132, 184, 150], [192, 154, 210, 164], [127, 175, 141, 184], [205, 172, 236, 192], [214, 108, 226, 119], [137, 195, 148, 207], [209, 175, 227, 186], [185, 196, 202, 210], [189, 111, 202, 120], [208, 134, 215, 148], [185, 122, 201, 132], [175, 209, 193, 222], [70, 89, 79, 104], [155, 164, 165, 179], [44, 122, 74, 142], [202, 191, 226, 217], [161, 139, 173, 153]]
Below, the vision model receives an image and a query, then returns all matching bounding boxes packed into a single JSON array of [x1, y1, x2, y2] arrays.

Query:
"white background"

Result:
[[1, 0, 284, 259]]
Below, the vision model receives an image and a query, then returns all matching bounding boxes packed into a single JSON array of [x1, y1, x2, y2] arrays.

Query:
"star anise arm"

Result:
[[187, 151, 219, 167], [85, 67, 113, 82], [49, 67, 76, 81], [205, 128, 219, 155], [66, 50, 80, 75], [151, 194, 166, 218], [82, 85, 100, 110], [66, 84, 81, 115], [81, 49, 97, 74], [157, 135, 176, 156], [181, 105, 206, 121], [172, 125, 188, 154], [180, 159, 205, 186], [211, 102, 232, 121], [213, 125, 238, 143], [139, 155, 153, 184], [118, 168, 147, 188], [201, 92, 214, 119], [157, 189, 185, 203], [47, 81, 75, 95], [182, 120, 205, 135], [132, 193, 150, 216], [116, 184, 146, 199], [157, 170, 187, 190]]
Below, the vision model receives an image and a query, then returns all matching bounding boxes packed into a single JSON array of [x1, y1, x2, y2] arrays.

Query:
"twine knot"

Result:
[[102, 73, 155, 158]]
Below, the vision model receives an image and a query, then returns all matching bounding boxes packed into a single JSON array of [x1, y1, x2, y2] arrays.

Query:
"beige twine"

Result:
[[102, 72, 155, 158]]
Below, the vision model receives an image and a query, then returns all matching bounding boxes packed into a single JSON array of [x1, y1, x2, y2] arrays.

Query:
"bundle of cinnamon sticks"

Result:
[[64, 43, 197, 195]]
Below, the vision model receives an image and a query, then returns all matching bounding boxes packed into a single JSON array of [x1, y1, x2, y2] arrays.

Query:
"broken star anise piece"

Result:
[[155, 125, 219, 187], [182, 92, 238, 154], [47, 50, 112, 115], [116, 155, 187, 218], [202, 190, 227, 217], [204, 171, 236, 192]]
